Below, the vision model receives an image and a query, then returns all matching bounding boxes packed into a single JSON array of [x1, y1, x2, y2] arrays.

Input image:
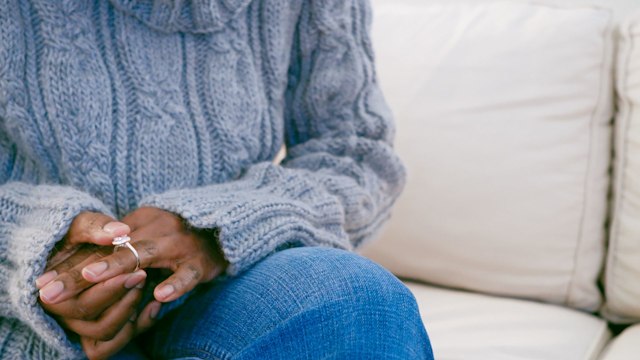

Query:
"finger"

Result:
[[62, 286, 143, 341], [135, 300, 161, 335], [153, 262, 206, 303], [68, 212, 131, 247], [42, 271, 146, 320], [38, 247, 114, 304], [82, 231, 169, 283], [37, 245, 109, 289], [81, 322, 135, 360], [45, 243, 83, 273]]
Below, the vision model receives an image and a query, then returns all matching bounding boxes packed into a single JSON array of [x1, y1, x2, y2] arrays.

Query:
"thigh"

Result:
[[139, 247, 432, 360]]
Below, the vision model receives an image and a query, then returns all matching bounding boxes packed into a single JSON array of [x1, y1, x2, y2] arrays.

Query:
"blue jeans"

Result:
[[118, 247, 433, 359]]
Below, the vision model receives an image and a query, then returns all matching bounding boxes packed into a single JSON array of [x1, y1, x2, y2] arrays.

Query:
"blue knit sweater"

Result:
[[0, 0, 405, 358]]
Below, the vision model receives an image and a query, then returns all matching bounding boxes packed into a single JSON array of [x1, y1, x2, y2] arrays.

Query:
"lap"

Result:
[[133, 247, 432, 360]]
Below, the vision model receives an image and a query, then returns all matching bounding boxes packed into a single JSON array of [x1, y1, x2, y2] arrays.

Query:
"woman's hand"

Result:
[[38, 244, 148, 340], [35, 211, 161, 359], [81, 207, 228, 303], [36, 212, 131, 304], [79, 298, 160, 360]]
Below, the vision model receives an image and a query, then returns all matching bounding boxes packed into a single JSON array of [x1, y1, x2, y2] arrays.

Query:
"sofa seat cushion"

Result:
[[599, 325, 640, 360], [406, 282, 611, 360]]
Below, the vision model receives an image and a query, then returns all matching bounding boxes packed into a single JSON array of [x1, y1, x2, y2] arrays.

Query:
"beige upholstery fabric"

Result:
[[605, 10, 640, 323], [407, 282, 611, 360], [598, 325, 640, 360], [362, 0, 614, 311]]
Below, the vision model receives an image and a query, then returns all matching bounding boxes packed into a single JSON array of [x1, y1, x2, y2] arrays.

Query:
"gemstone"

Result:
[[112, 235, 131, 246]]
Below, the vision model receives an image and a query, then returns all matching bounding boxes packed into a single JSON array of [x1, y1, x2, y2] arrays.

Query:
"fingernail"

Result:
[[150, 302, 161, 320], [124, 270, 147, 289], [155, 285, 174, 300], [102, 222, 129, 235], [129, 312, 138, 322], [83, 262, 108, 279], [35, 270, 57, 288], [39, 281, 64, 302]]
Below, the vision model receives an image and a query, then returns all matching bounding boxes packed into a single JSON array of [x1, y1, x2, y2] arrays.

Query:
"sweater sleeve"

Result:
[[139, 0, 405, 275], [0, 134, 113, 359]]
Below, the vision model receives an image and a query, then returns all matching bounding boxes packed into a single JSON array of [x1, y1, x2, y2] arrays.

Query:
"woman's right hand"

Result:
[[35, 212, 160, 358]]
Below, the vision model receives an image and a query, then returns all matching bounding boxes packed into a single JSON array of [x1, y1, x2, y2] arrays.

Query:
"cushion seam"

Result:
[[565, 11, 613, 308], [605, 18, 638, 319]]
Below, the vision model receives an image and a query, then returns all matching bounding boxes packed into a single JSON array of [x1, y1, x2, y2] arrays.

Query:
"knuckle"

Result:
[[171, 259, 183, 273], [185, 264, 202, 283], [137, 239, 159, 259], [93, 324, 119, 341], [67, 267, 84, 283], [111, 253, 129, 269], [73, 304, 95, 321], [79, 212, 100, 231]]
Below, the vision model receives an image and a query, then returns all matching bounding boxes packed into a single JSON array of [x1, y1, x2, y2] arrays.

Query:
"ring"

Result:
[[112, 235, 141, 273]]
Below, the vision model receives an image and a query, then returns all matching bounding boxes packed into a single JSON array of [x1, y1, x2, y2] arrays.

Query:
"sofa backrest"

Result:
[[605, 10, 640, 324], [360, 0, 616, 312], [421, 0, 636, 20]]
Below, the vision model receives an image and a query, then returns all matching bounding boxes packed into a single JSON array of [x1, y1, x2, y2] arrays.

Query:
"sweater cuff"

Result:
[[139, 162, 351, 275], [1, 182, 113, 358]]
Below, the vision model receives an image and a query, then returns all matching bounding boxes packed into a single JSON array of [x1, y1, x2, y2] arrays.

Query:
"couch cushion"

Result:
[[598, 324, 640, 360], [407, 282, 611, 360], [605, 10, 640, 323], [360, 0, 614, 311]]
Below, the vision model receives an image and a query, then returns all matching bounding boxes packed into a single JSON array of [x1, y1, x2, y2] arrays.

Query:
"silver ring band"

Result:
[[112, 236, 141, 273]]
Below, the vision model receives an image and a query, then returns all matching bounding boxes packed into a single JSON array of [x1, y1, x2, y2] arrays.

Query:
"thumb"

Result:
[[68, 212, 131, 247]]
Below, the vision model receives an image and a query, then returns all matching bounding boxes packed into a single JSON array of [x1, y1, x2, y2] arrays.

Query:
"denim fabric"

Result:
[[117, 247, 433, 360]]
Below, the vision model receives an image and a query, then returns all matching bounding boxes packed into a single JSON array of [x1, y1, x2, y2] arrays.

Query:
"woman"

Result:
[[0, 0, 433, 359]]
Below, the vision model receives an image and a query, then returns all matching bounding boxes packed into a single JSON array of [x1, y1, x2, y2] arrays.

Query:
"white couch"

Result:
[[359, 1, 640, 359]]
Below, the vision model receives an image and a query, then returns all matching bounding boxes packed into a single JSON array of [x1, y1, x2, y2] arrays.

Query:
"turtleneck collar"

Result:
[[108, 0, 252, 33]]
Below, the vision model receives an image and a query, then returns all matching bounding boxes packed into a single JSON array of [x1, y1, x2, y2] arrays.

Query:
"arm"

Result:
[[139, 0, 405, 275], [0, 132, 113, 358]]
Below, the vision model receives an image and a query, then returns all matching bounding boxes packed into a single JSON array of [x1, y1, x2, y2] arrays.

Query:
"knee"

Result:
[[242, 247, 433, 359], [255, 246, 418, 313]]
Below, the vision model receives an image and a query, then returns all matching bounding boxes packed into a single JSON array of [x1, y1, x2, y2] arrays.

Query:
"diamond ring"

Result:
[[112, 235, 141, 273]]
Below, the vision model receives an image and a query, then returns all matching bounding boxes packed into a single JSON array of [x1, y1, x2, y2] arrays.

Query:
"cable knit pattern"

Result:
[[0, 0, 404, 358]]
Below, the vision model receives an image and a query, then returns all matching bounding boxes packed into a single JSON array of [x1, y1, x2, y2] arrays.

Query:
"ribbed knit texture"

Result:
[[0, 0, 405, 358]]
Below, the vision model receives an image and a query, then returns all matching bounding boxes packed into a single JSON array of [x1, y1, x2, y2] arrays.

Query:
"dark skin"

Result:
[[36, 208, 228, 360]]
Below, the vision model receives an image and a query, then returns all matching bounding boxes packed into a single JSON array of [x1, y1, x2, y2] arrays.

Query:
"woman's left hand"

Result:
[[81, 207, 228, 303]]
